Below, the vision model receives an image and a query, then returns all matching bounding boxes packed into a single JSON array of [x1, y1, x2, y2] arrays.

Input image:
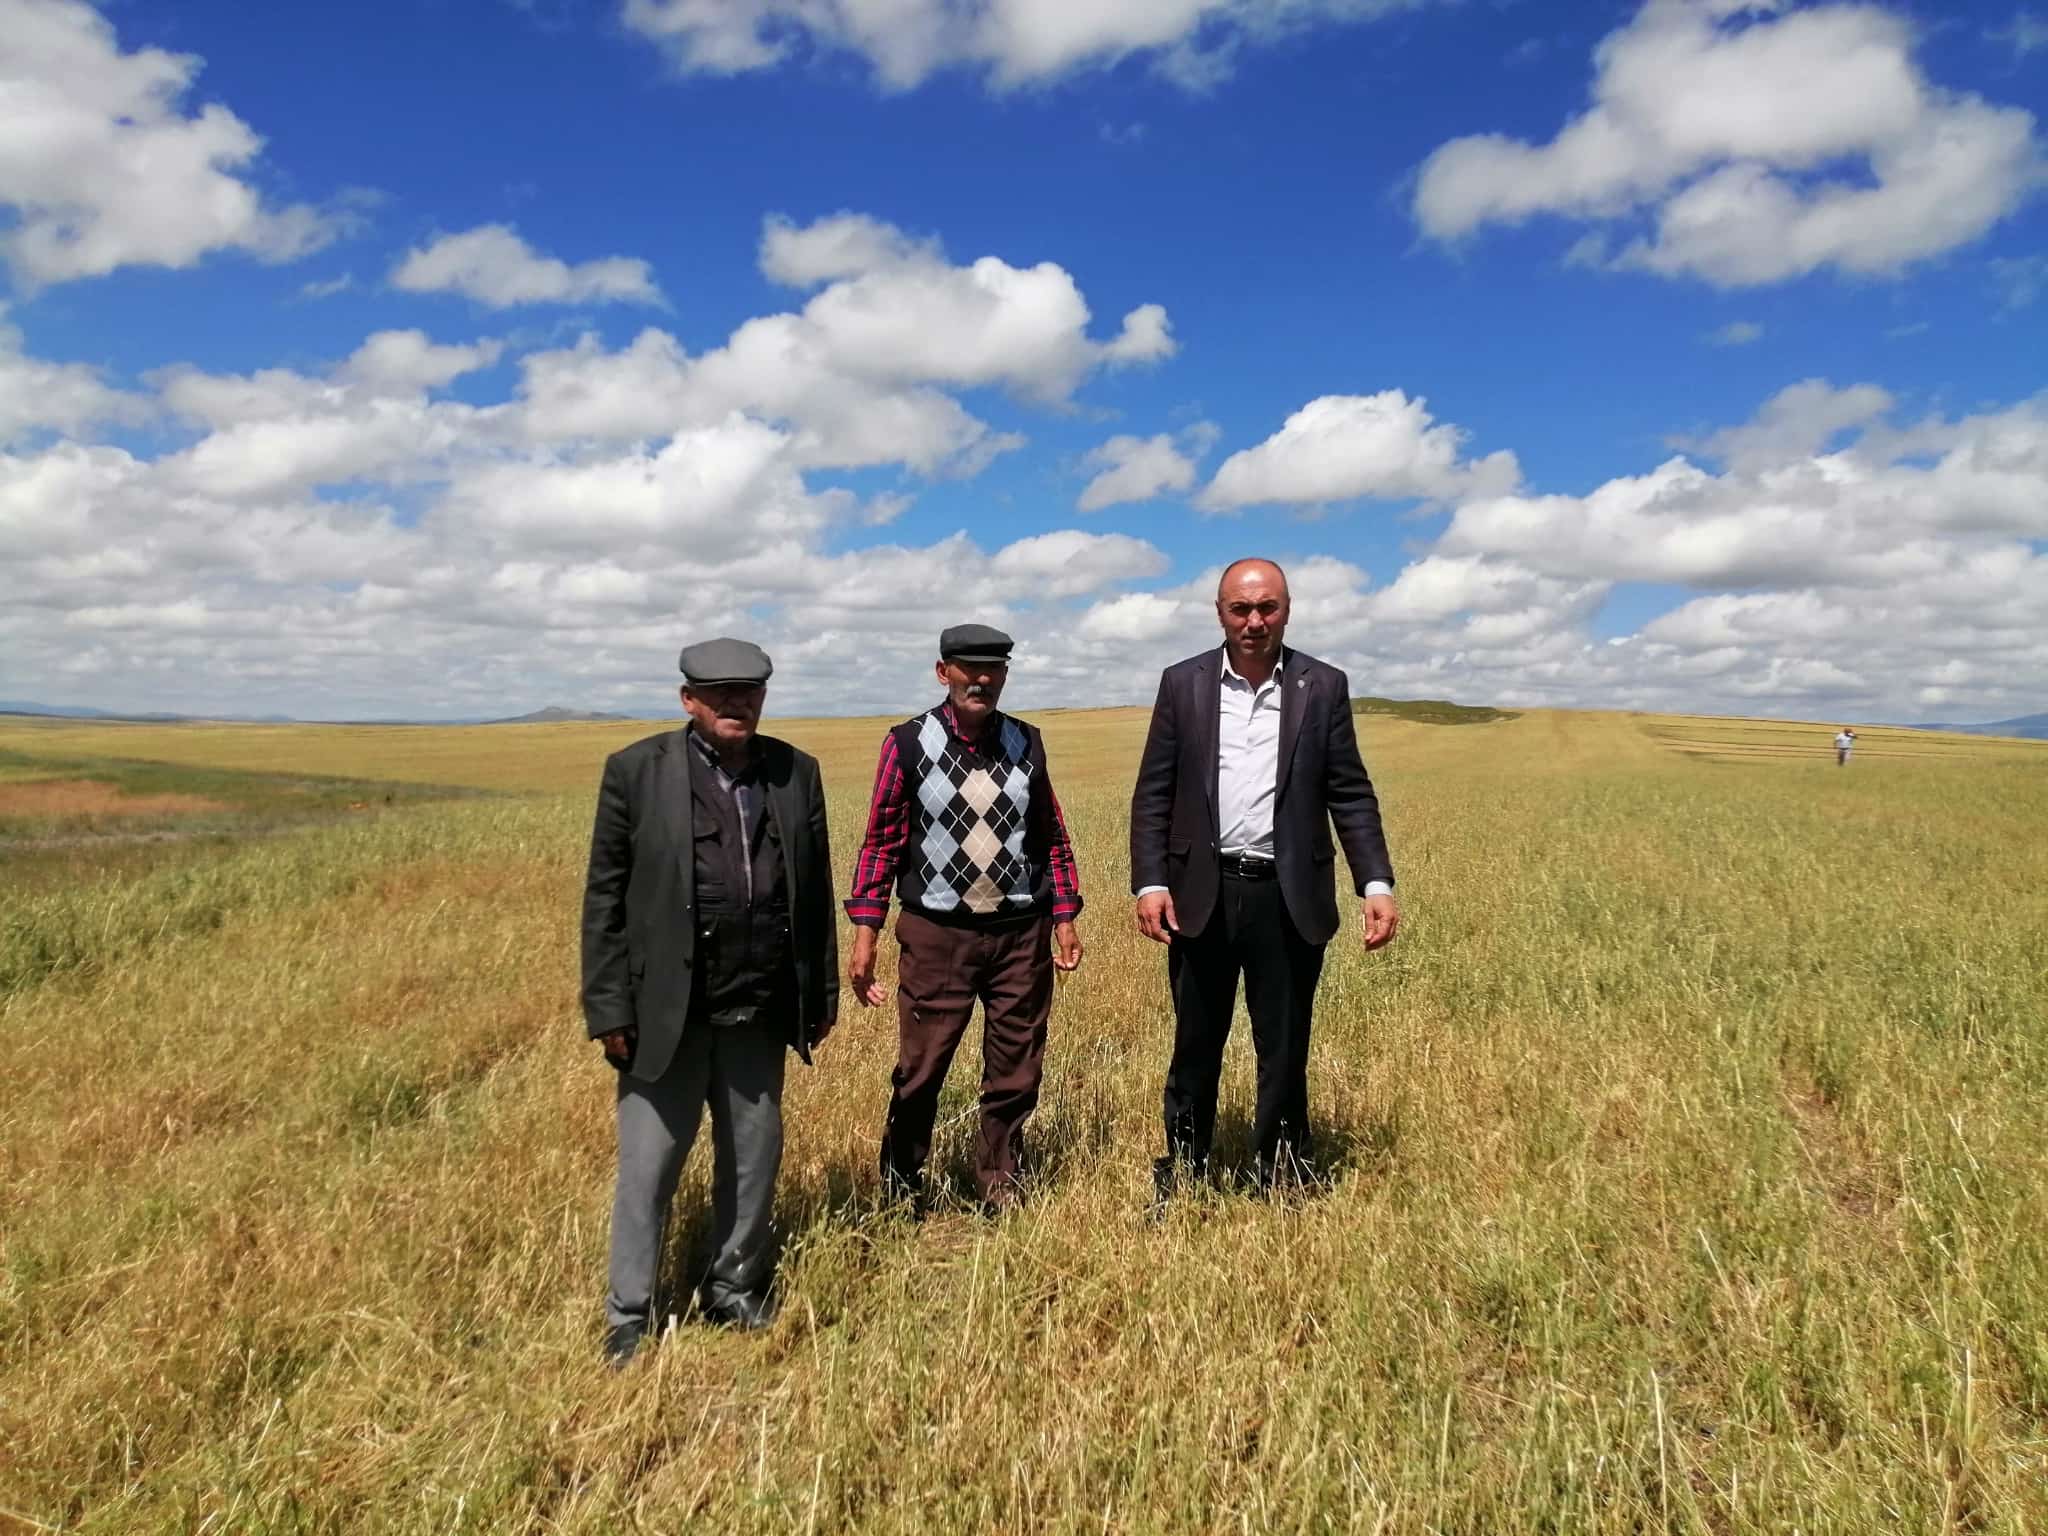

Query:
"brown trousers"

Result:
[[881, 910, 1052, 1199]]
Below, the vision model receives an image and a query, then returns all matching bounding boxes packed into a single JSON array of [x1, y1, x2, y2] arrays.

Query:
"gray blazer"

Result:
[[580, 728, 838, 1082]]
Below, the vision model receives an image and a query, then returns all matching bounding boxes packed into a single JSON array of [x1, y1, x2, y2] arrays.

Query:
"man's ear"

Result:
[[934, 659, 949, 684]]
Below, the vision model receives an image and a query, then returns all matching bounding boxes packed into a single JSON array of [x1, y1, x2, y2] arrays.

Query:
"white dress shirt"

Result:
[[1217, 650, 1284, 858], [1137, 649, 1392, 900]]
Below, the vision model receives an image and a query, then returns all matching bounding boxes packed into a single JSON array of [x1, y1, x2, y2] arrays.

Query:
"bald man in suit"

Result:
[[1129, 559, 1399, 1194]]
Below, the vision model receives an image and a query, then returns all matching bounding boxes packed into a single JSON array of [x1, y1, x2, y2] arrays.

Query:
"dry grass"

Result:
[[0, 780, 227, 820], [2, 706, 2044, 1532]]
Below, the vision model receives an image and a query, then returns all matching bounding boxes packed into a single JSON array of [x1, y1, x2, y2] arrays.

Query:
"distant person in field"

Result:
[[580, 638, 838, 1367], [845, 624, 1085, 1213], [1835, 727, 1855, 766], [1130, 558, 1398, 1198]]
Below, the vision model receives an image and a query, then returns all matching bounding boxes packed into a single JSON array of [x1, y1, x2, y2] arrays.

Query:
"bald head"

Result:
[[1215, 557, 1290, 678], [1218, 558, 1288, 603]]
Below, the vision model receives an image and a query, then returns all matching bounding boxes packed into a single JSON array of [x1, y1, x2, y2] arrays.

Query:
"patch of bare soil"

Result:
[[0, 779, 228, 820]]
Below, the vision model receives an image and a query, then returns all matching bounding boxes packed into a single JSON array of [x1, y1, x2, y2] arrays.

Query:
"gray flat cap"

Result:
[[679, 637, 773, 686], [940, 623, 1013, 663]]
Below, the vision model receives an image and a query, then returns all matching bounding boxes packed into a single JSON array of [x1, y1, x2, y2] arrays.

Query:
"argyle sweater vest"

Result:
[[892, 708, 1055, 923]]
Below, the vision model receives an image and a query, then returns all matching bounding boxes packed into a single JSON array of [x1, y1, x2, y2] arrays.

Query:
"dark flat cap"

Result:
[[940, 623, 1013, 663], [679, 637, 773, 686]]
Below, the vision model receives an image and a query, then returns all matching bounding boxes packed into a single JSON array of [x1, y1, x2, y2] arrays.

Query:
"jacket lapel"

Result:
[[1276, 647, 1305, 803], [658, 729, 694, 892], [1196, 648, 1222, 837], [764, 743, 800, 914]]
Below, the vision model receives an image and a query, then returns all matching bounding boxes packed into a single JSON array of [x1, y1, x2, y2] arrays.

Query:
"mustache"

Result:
[[961, 683, 992, 698]]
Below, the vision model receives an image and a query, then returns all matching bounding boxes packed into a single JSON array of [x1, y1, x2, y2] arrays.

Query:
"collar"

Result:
[[938, 699, 1004, 746], [686, 723, 757, 780], [1220, 646, 1286, 688]]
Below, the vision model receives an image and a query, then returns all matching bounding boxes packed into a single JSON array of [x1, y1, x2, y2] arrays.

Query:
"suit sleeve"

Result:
[[579, 752, 635, 1040], [1129, 669, 1179, 893], [1323, 671, 1396, 893], [808, 757, 840, 1032]]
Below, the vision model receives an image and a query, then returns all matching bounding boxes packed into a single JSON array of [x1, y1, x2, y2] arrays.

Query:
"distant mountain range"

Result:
[[1901, 712, 2048, 741], [482, 707, 636, 724], [0, 700, 644, 726], [0, 699, 295, 723]]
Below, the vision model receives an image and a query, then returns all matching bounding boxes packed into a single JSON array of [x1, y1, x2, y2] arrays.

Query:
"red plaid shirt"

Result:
[[845, 703, 1083, 927]]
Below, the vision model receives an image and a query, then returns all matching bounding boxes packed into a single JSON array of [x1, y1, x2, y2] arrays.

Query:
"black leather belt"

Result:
[[1219, 852, 1276, 881]]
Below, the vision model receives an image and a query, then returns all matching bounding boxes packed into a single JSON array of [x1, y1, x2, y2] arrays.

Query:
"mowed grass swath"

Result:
[[1, 707, 2045, 1532]]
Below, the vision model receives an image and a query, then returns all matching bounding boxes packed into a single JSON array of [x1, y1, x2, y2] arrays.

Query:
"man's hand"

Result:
[[600, 1029, 635, 1063], [1135, 890, 1179, 944], [1052, 920, 1083, 972], [1362, 893, 1399, 951], [848, 925, 888, 1007]]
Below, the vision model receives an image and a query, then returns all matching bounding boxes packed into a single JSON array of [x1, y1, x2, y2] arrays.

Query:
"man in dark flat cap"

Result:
[[845, 624, 1085, 1211], [581, 637, 837, 1366]]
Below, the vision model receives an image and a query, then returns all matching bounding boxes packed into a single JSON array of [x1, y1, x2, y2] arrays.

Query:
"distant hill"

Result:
[[483, 706, 635, 725], [1352, 696, 1519, 726], [0, 700, 293, 723], [1905, 712, 2048, 741]]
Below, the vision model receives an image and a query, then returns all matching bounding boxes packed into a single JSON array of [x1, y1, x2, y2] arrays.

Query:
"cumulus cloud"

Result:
[[508, 214, 1167, 473], [0, 307, 148, 444], [1199, 391, 1520, 512], [1077, 431, 1203, 511], [390, 225, 665, 308], [1414, 0, 2045, 287], [1438, 386, 2048, 591], [0, 0, 342, 285], [622, 0, 1439, 92]]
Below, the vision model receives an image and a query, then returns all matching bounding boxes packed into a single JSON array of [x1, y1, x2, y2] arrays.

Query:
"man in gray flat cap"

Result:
[[581, 637, 837, 1366], [845, 624, 1084, 1212]]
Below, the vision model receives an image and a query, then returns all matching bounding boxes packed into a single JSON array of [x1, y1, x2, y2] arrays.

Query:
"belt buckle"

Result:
[[1230, 852, 1275, 880]]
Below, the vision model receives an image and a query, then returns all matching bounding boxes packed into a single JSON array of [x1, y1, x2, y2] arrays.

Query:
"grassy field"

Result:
[[2, 705, 2044, 1533]]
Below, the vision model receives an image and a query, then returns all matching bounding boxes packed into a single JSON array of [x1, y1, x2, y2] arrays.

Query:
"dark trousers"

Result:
[[881, 911, 1052, 1199], [1164, 872, 1326, 1171]]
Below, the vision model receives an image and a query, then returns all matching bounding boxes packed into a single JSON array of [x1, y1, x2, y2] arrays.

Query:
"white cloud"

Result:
[[989, 529, 1169, 599], [1438, 387, 2048, 591], [621, 0, 1437, 92], [1705, 320, 1764, 346], [508, 215, 1166, 473], [759, 212, 927, 286], [1077, 431, 1201, 511], [1694, 378, 1892, 473], [0, 307, 147, 444], [1990, 10, 2048, 59], [0, 0, 341, 285], [1199, 391, 1520, 512], [1414, 0, 2045, 287], [390, 225, 665, 308], [1991, 253, 2048, 312]]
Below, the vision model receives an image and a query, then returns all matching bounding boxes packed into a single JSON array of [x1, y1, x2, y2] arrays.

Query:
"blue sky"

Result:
[[1, 0, 2044, 721]]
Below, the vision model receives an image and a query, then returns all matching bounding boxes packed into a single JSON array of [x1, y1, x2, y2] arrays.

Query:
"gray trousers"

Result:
[[605, 1016, 786, 1329]]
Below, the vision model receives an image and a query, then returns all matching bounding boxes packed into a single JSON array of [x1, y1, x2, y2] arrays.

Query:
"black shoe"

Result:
[[603, 1321, 646, 1370], [703, 1289, 778, 1332], [1253, 1144, 1322, 1198], [881, 1165, 927, 1221], [1151, 1152, 1209, 1211]]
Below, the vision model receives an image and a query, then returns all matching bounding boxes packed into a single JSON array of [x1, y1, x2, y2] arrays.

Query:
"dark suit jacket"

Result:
[[1129, 646, 1394, 946], [581, 728, 838, 1083]]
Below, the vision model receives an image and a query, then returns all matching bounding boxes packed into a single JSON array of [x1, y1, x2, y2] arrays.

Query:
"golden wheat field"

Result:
[[2, 705, 2045, 1533]]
